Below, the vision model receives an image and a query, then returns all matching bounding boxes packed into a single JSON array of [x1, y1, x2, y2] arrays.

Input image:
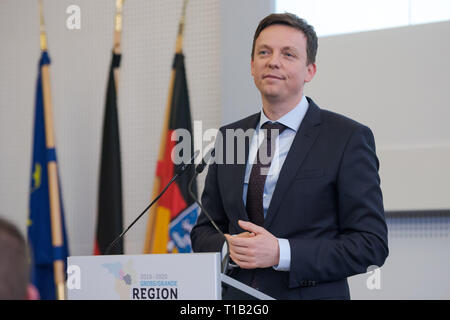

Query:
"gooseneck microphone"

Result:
[[104, 150, 200, 255], [188, 148, 231, 274]]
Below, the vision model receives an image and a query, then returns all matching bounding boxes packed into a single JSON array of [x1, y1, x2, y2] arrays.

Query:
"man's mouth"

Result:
[[263, 74, 285, 80]]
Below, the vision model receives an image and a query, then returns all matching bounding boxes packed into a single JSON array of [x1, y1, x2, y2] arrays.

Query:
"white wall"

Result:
[[220, 0, 274, 124], [0, 0, 222, 255], [349, 212, 450, 299], [305, 21, 450, 211]]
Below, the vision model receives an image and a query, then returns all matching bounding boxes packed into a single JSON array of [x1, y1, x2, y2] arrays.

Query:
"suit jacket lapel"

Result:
[[264, 99, 322, 229], [223, 113, 260, 222]]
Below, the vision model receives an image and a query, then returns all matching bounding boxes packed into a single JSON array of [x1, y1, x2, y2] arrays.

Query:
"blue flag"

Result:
[[168, 203, 199, 253], [28, 51, 69, 300]]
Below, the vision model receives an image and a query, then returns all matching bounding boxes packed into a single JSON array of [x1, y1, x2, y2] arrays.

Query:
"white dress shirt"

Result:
[[241, 95, 309, 271]]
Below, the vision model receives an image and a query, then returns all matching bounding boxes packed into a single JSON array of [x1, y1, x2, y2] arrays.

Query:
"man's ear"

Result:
[[305, 63, 317, 83], [251, 58, 255, 77]]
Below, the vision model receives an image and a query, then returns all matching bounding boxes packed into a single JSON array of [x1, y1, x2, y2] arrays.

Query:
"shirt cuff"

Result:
[[221, 241, 228, 261], [273, 238, 291, 271]]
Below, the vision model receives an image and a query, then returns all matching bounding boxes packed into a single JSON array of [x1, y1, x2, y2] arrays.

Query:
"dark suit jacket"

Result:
[[190, 97, 389, 300]]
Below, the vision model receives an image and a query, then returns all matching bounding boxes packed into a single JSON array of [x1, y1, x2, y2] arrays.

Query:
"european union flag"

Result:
[[28, 51, 69, 300]]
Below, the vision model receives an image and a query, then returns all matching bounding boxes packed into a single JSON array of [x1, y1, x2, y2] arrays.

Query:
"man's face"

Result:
[[251, 24, 316, 104]]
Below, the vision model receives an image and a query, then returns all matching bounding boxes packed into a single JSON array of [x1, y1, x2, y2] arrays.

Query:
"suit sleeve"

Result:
[[190, 158, 229, 253], [288, 125, 389, 286]]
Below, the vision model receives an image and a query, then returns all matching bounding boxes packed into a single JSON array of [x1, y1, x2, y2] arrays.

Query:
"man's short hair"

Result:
[[0, 217, 30, 299], [251, 12, 318, 65]]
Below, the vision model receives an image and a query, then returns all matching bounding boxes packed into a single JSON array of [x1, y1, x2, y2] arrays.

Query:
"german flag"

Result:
[[144, 10, 197, 253], [94, 1, 125, 255], [94, 51, 123, 255]]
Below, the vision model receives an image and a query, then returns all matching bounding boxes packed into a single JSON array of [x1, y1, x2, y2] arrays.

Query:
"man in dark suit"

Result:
[[190, 13, 388, 300]]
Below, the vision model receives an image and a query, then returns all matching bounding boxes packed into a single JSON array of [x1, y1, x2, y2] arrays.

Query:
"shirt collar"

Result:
[[258, 95, 309, 132]]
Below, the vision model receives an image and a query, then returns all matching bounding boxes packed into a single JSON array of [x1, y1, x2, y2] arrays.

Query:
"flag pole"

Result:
[[144, 0, 189, 253], [113, 0, 124, 54], [113, 0, 124, 89], [39, 0, 47, 51], [38, 0, 66, 300]]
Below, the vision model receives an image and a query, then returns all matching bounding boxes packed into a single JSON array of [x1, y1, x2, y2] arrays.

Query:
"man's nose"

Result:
[[267, 52, 281, 68]]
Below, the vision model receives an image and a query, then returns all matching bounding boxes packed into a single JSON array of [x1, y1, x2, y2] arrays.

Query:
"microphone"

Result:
[[188, 148, 231, 274], [195, 148, 215, 174], [104, 150, 200, 255]]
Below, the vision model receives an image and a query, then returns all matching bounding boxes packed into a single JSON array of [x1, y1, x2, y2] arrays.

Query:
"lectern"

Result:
[[67, 253, 273, 300]]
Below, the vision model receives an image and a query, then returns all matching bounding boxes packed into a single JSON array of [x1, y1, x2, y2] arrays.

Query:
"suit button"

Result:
[[300, 280, 316, 287]]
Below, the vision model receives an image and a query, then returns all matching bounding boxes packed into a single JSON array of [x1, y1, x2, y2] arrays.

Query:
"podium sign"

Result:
[[67, 253, 221, 300]]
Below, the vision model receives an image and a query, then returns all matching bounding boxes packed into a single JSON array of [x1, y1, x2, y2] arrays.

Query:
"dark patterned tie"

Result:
[[246, 122, 287, 226]]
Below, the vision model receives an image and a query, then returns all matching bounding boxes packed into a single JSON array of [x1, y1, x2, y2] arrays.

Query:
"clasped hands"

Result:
[[224, 220, 280, 269]]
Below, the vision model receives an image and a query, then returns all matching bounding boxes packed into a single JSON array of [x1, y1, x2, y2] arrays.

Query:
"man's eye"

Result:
[[284, 52, 294, 57], [259, 50, 268, 55]]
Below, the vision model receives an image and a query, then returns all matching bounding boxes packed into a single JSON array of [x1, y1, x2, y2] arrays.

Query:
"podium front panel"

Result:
[[67, 253, 221, 300]]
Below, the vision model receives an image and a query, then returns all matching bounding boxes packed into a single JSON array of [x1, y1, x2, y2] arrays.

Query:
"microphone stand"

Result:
[[104, 150, 199, 255], [187, 149, 231, 275]]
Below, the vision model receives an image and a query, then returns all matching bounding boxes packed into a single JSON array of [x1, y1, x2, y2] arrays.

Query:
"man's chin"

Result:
[[262, 91, 282, 101]]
